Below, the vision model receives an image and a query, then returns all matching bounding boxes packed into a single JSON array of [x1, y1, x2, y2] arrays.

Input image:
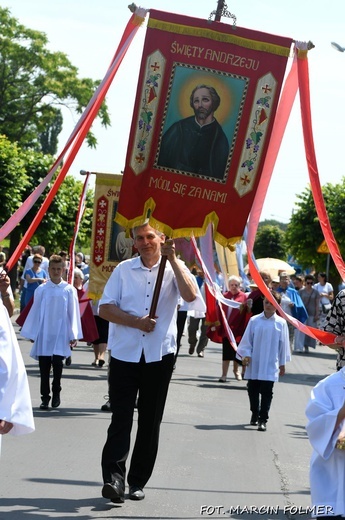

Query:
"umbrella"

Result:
[[244, 258, 296, 278]]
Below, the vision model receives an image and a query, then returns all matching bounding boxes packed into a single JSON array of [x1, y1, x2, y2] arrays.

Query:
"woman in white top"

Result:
[[314, 272, 334, 328]]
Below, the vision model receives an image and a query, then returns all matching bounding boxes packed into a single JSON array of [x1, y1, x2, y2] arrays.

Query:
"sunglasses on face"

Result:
[[34, 260, 41, 264]]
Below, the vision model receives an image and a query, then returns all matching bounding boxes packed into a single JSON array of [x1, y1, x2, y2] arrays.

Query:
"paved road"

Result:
[[0, 319, 337, 520]]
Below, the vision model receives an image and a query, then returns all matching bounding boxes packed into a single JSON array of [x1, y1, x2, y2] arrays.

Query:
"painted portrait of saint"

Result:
[[156, 65, 248, 183]]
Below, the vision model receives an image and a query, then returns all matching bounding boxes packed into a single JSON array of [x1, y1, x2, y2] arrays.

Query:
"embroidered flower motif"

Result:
[[135, 71, 161, 161], [240, 95, 271, 178]]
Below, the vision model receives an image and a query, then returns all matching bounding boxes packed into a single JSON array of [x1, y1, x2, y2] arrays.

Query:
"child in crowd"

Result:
[[236, 291, 290, 431], [21, 255, 82, 409]]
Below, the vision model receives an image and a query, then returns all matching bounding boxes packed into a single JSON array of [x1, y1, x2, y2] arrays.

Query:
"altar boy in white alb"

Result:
[[306, 367, 345, 519], [21, 255, 82, 410], [0, 298, 35, 454], [236, 292, 290, 432]]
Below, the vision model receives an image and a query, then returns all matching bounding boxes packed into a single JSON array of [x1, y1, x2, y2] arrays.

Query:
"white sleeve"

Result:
[[0, 302, 35, 439]]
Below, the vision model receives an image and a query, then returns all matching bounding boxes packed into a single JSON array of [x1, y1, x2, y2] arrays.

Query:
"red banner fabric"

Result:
[[116, 10, 293, 246]]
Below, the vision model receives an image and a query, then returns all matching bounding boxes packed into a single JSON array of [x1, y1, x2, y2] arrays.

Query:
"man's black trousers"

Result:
[[101, 352, 174, 489]]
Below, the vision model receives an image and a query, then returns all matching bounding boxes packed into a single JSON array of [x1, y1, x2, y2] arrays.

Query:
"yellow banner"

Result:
[[88, 173, 131, 300]]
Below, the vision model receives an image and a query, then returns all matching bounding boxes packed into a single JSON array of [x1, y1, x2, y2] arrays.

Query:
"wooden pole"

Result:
[[149, 255, 167, 318]]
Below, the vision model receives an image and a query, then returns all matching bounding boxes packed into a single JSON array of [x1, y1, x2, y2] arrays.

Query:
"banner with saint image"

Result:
[[116, 9, 293, 246]]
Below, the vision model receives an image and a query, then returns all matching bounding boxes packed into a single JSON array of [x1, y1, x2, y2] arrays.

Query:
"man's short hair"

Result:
[[189, 85, 221, 112], [49, 254, 64, 266], [33, 245, 45, 255], [132, 222, 164, 239]]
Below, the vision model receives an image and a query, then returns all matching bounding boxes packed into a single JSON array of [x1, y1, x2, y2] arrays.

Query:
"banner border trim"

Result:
[[148, 17, 291, 57]]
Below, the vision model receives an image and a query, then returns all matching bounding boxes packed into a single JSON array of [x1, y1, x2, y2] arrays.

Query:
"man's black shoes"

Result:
[[102, 481, 145, 503], [129, 485, 145, 500], [102, 481, 125, 503], [101, 399, 111, 412]]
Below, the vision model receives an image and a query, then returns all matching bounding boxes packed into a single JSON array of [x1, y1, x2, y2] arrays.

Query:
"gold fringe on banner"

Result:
[[148, 18, 291, 57]]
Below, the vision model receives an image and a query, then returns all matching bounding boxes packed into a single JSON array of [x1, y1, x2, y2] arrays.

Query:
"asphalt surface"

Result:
[[0, 318, 337, 520]]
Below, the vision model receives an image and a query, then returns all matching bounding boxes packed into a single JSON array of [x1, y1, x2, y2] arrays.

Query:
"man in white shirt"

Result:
[[99, 222, 199, 503]]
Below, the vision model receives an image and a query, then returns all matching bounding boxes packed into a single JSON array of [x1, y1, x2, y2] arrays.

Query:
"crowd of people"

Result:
[[3, 235, 345, 517]]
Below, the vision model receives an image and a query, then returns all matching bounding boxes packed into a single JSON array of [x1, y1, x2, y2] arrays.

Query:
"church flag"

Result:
[[88, 173, 136, 301], [116, 9, 293, 246]]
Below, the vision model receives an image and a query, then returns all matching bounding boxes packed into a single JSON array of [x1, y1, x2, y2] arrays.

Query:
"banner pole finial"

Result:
[[208, 1, 237, 26]]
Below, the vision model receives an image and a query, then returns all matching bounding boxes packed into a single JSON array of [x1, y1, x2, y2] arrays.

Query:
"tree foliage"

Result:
[[285, 181, 345, 285], [253, 225, 287, 259], [259, 219, 288, 232], [0, 134, 93, 255], [0, 7, 110, 153], [34, 175, 94, 254], [0, 135, 29, 218]]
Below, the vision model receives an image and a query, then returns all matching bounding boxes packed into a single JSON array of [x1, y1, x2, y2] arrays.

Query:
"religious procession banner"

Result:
[[116, 9, 293, 247], [88, 173, 136, 300]]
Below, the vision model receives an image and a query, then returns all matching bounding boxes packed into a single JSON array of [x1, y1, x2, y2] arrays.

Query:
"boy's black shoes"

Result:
[[258, 422, 267, 432], [40, 397, 50, 410], [52, 393, 61, 408]]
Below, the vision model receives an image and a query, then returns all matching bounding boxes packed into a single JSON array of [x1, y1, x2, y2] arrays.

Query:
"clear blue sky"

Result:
[[3, 0, 345, 222]]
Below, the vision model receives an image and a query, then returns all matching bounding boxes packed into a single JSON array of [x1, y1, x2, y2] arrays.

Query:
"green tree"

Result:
[[0, 134, 29, 221], [34, 175, 94, 254], [259, 219, 288, 232], [0, 7, 110, 153], [285, 181, 345, 286], [0, 135, 93, 288], [253, 224, 287, 259]]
